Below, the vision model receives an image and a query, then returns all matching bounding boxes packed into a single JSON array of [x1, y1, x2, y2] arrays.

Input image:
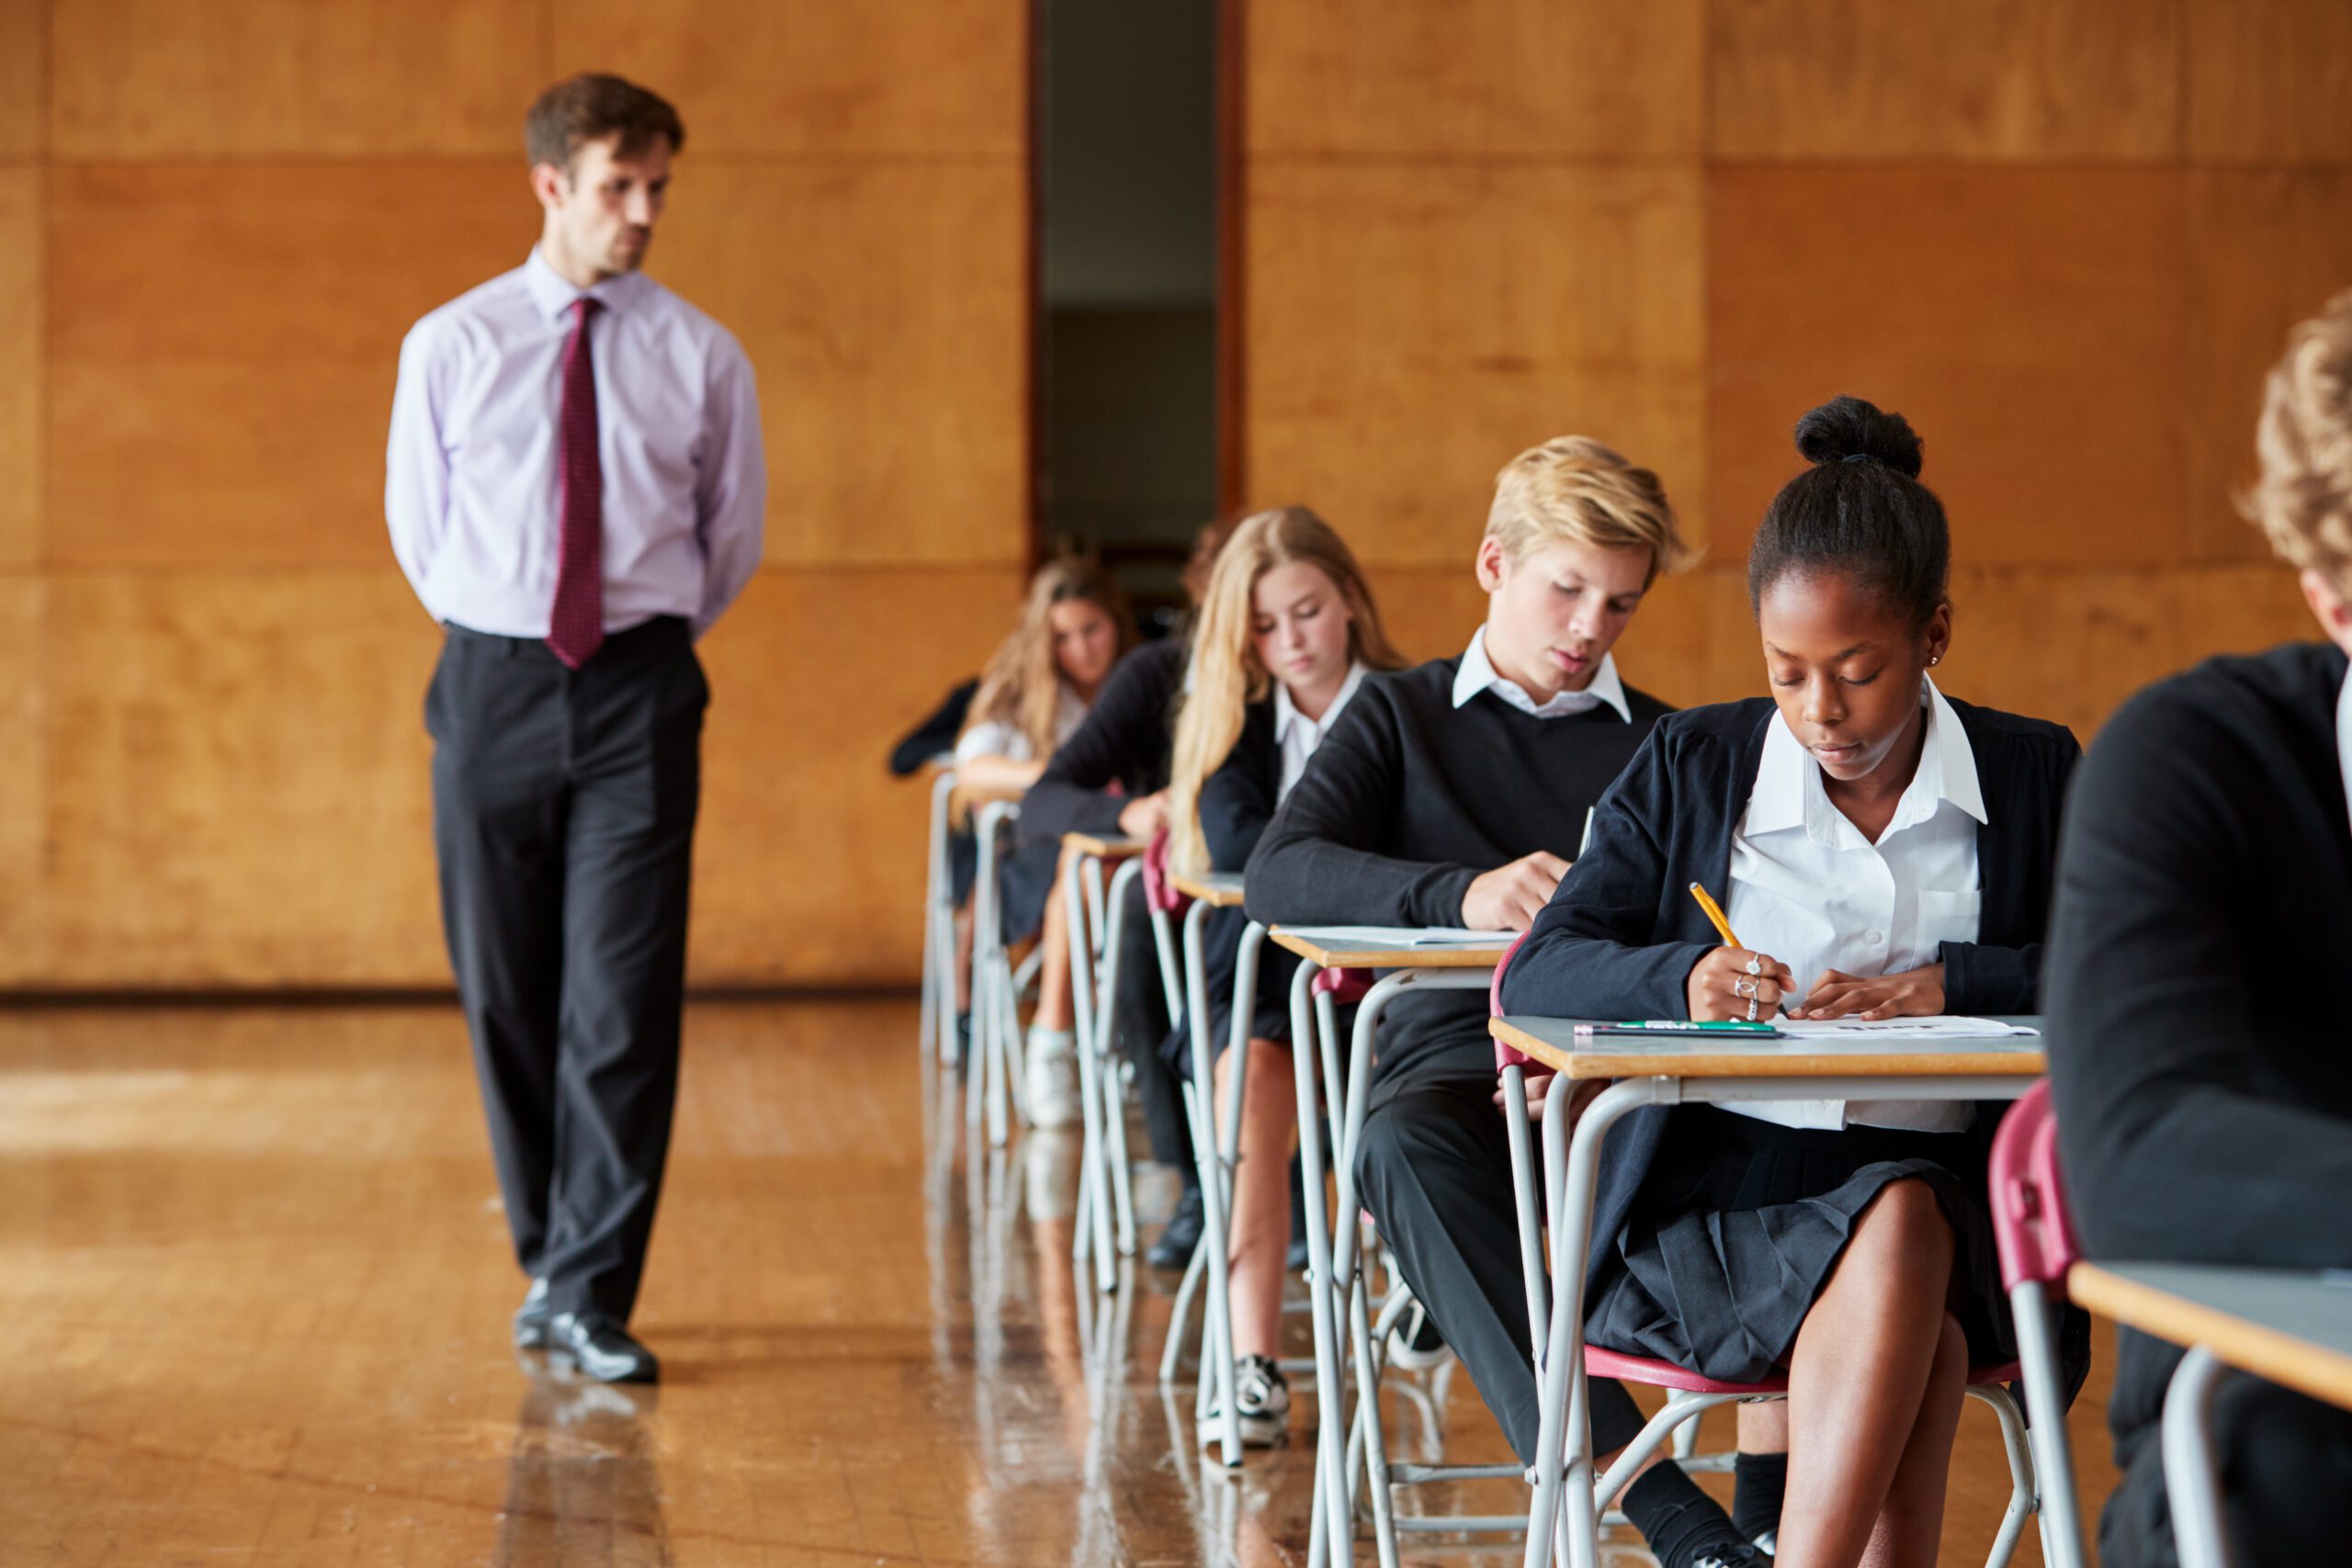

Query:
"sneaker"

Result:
[[1023, 1027, 1080, 1128], [1750, 1533, 1778, 1561], [1198, 1354, 1290, 1449], [1690, 1548, 1772, 1568], [1385, 1298, 1450, 1372]]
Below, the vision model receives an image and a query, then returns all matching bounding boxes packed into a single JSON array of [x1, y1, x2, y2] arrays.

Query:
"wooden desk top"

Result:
[[2069, 1262, 2352, 1413], [1269, 927, 1510, 970], [1489, 1014, 2047, 1080], [1170, 871, 1247, 908], [953, 781, 1025, 812], [1062, 831, 1146, 861]]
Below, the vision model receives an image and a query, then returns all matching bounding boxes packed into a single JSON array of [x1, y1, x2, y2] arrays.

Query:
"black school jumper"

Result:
[[1019, 636, 1190, 1168], [1245, 655, 1668, 1462], [2045, 643, 2352, 1567], [1500, 695, 2089, 1416]]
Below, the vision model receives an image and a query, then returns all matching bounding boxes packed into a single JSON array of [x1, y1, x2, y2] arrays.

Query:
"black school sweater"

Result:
[[1021, 637, 1184, 842], [2044, 642, 2352, 1455], [1244, 656, 1670, 1080]]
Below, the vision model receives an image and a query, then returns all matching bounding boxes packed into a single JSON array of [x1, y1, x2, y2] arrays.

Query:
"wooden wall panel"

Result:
[[2186, 172, 2352, 559], [1245, 0, 1702, 159], [0, 169, 38, 568], [48, 164, 526, 570], [656, 164, 1030, 570], [0, 0, 45, 159], [557, 1, 1027, 158], [1711, 0, 2179, 161], [50, 0, 543, 159], [1710, 167, 2186, 569], [40, 575, 446, 987], [689, 569, 1026, 984], [2187, 0, 2352, 165], [1246, 164, 1706, 566], [0, 579, 47, 985]]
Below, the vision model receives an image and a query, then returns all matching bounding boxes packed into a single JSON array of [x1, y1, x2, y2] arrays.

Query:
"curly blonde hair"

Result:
[[2245, 288, 2352, 593]]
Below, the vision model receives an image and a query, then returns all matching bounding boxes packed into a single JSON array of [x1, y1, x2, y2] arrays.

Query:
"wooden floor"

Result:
[[1, 998, 2119, 1565]]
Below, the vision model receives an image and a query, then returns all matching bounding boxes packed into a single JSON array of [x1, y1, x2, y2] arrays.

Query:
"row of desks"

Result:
[[1053, 834, 2351, 1568]]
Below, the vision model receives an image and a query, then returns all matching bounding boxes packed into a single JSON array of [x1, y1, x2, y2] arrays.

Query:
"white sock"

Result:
[[1026, 1025, 1075, 1054]]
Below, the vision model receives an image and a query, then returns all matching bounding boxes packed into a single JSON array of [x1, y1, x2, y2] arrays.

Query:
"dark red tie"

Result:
[[548, 297, 605, 670]]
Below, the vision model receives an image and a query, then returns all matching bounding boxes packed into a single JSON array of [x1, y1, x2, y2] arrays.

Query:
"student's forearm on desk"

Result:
[[957, 756, 1044, 793], [1243, 831, 1476, 927]]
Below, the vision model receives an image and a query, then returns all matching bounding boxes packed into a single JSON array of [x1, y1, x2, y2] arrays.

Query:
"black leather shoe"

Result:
[[549, 1312, 660, 1383], [1147, 1183, 1204, 1269], [512, 1278, 554, 1349]]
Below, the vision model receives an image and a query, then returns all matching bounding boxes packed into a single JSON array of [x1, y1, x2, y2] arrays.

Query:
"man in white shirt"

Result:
[[384, 74, 765, 1383]]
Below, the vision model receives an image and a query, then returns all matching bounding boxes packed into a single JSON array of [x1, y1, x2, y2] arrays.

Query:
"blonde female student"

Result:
[[1162, 506, 1407, 1445], [953, 556, 1132, 1122], [1500, 398, 2086, 1568]]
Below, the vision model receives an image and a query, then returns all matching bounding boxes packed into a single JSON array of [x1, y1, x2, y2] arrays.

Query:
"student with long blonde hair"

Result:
[[954, 556, 1132, 1125], [1163, 506, 1406, 1444]]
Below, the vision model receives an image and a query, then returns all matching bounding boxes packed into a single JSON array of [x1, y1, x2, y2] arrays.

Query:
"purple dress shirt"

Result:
[[386, 248, 765, 639]]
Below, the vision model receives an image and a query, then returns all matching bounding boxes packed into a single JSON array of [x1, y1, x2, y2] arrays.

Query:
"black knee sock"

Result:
[[1732, 1450, 1788, 1546], [1620, 1462, 1749, 1568]]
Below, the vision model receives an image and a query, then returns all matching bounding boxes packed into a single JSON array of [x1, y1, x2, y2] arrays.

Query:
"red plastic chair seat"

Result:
[[1585, 1344, 2021, 1395], [1314, 966, 1373, 1003]]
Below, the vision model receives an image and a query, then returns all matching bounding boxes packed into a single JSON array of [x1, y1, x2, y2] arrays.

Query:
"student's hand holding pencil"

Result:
[[1686, 946, 1797, 1021]]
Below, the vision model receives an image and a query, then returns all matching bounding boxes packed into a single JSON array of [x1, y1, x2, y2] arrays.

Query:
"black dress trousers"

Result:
[[427, 615, 707, 1323]]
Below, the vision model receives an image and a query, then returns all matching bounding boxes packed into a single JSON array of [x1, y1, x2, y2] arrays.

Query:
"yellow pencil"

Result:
[[1687, 881, 1741, 947]]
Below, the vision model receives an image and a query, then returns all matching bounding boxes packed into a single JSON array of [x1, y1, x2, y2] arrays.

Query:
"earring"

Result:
[[1928, 655, 1940, 666]]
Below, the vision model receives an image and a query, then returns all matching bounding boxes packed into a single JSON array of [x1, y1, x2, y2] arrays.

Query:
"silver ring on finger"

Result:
[[1747, 997, 1759, 1021], [1744, 953, 1764, 977], [1733, 976, 1757, 1000]]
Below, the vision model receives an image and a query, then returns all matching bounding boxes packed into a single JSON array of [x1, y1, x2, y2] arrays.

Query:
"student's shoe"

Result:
[[1750, 1531, 1778, 1560], [1023, 1027, 1080, 1128], [512, 1277, 554, 1349], [1691, 1548, 1771, 1568], [1147, 1182, 1204, 1269], [1385, 1298, 1450, 1371], [548, 1312, 659, 1384], [1197, 1354, 1290, 1449]]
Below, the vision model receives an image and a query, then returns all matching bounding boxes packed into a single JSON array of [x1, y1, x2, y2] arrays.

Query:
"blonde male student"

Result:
[[952, 556, 1132, 1125], [1161, 506, 1408, 1444], [1245, 442, 1778, 1563]]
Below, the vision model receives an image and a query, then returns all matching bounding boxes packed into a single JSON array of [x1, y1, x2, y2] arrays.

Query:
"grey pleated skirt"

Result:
[[1585, 1104, 2011, 1384]]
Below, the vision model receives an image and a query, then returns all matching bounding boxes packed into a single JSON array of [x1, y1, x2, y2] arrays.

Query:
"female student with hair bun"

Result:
[[1501, 396, 2084, 1568], [2045, 294, 2352, 1564], [1162, 505, 1407, 1444], [953, 555, 1133, 1122]]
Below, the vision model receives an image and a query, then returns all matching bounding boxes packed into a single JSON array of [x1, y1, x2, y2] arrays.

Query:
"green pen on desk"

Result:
[[1575, 1020, 1786, 1039]]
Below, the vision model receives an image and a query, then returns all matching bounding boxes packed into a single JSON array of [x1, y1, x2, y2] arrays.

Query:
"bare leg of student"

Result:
[[1218, 1036, 1298, 1359], [1862, 1314, 1967, 1567], [1778, 1179, 1958, 1568], [1031, 849, 1075, 1032]]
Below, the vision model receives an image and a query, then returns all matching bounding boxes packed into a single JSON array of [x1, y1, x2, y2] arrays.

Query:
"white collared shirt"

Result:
[[1274, 662, 1369, 800], [386, 248, 766, 639], [1721, 677, 1984, 1133], [2336, 663, 2352, 838], [954, 682, 1091, 766], [1452, 629, 1633, 722]]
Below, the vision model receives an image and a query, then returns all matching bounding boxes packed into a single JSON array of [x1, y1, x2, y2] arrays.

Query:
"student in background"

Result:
[[954, 557, 1133, 1125], [1503, 397, 2081, 1568], [1246, 439, 1776, 1560], [1162, 506, 1407, 1444], [2045, 294, 2352, 1564], [1023, 519, 1235, 1261]]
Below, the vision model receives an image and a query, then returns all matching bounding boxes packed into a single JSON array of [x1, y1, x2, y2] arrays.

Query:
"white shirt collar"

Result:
[[2335, 662, 2352, 839], [1274, 661, 1368, 746], [1747, 674, 1985, 844], [1451, 628, 1633, 723], [523, 246, 645, 321]]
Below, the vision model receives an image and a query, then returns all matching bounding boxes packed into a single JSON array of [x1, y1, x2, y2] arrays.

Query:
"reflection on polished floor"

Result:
[[1, 998, 2116, 1565]]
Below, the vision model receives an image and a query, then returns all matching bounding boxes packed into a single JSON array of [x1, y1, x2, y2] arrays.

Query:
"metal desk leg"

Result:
[[2012, 1277, 2090, 1568], [1065, 853, 1115, 1292], [2162, 1346, 2233, 1568], [1182, 900, 1243, 1466], [1097, 859, 1144, 1257]]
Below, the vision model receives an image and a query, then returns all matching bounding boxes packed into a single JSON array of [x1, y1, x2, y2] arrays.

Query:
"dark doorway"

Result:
[[1035, 0, 1221, 627]]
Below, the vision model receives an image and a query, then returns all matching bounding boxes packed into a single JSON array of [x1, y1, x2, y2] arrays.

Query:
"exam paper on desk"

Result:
[[1774, 1016, 2038, 1040]]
